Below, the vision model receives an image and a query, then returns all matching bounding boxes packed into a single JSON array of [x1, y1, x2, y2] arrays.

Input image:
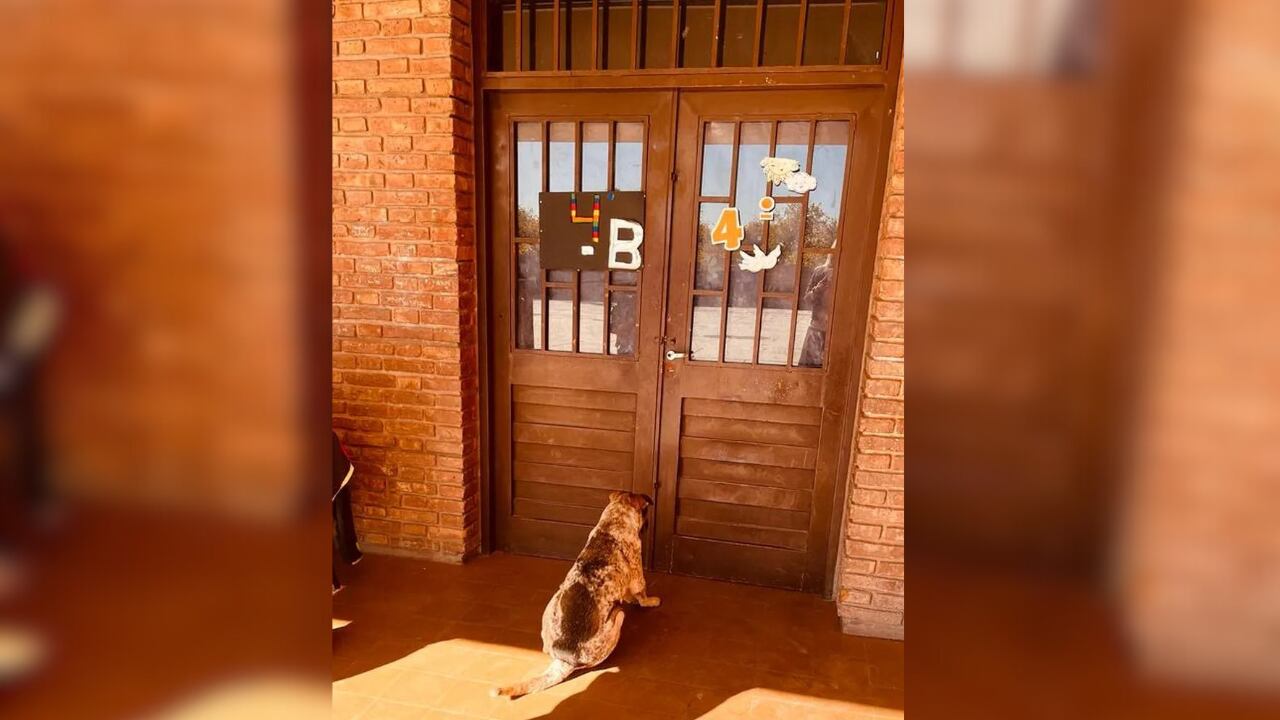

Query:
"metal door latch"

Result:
[[665, 350, 686, 361]]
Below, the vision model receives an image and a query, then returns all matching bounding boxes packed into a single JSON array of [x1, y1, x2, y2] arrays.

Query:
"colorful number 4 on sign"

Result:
[[711, 207, 745, 251]]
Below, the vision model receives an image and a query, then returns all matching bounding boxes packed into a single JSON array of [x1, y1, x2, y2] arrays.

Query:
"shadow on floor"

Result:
[[333, 552, 904, 720]]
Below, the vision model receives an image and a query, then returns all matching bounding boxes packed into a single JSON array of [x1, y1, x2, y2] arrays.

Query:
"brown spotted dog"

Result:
[[492, 491, 659, 699]]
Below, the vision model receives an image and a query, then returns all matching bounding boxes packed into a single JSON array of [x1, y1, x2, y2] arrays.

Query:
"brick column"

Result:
[[837, 79, 905, 639], [331, 0, 480, 561]]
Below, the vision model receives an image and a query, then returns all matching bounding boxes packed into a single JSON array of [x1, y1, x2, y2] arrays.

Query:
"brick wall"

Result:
[[837, 79, 905, 640], [331, 0, 481, 561]]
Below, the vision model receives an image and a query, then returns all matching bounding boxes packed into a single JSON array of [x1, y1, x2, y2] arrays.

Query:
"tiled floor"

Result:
[[333, 553, 904, 720]]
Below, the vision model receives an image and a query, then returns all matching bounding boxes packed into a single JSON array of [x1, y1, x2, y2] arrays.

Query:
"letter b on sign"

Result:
[[608, 218, 643, 270]]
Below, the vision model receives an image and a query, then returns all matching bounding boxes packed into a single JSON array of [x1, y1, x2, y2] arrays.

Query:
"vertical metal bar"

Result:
[[604, 122, 616, 353], [540, 121, 549, 349], [572, 122, 582, 353], [784, 121, 816, 366], [794, 0, 809, 66], [631, 0, 642, 69], [711, 0, 724, 67], [515, 0, 525, 71], [752, 121, 778, 365], [553, 0, 562, 70], [592, 0, 601, 70], [752, 0, 765, 67], [717, 122, 740, 364], [670, 0, 681, 68], [837, 0, 851, 64]]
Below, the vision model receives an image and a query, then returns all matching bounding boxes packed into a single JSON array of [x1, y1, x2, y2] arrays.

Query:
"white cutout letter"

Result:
[[608, 218, 643, 270], [580, 245, 595, 256]]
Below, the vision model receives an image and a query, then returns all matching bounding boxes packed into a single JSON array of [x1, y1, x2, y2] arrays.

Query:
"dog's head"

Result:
[[609, 491, 653, 514]]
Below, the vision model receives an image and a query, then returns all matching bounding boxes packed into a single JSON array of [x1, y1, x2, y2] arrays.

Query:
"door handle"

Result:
[[665, 350, 686, 361]]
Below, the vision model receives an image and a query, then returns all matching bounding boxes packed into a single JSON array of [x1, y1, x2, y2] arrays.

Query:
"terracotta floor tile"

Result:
[[334, 553, 904, 719]]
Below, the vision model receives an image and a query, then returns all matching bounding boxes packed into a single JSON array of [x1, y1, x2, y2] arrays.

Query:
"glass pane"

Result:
[[724, 259, 757, 363], [680, 0, 715, 68], [802, 0, 844, 65], [549, 121, 575, 192], [603, 0, 634, 69], [845, 0, 887, 65], [516, 122, 543, 238], [547, 287, 574, 351], [764, 201, 800, 293], [524, 0, 558, 71], [609, 291, 638, 355], [794, 253, 836, 366], [614, 122, 644, 191], [696, 203, 729, 291], [734, 122, 770, 261], [722, 1, 757, 67], [690, 295, 722, 362], [806, 120, 849, 248], [582, 122, 610, 192], [700, 122, 734, 196], [759, 296, 792, 365], [566, 1, 593, 70], [611, 270, 638, 286], [548, 269, 575, 283], [579, 270, 606, 353], [641, 0, 675, 69], [761, 0, 800, 67], [772, 120, 811, 197], [516, 243, 543, 350], [490, 3, 517, 71]]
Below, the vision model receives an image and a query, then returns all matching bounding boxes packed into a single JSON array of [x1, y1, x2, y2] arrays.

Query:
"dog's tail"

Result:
[[491, 658, 575, 699]]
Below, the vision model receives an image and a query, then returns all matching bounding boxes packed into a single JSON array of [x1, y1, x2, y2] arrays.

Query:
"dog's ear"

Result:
[[609, 491, 625, 504], [627, 493, 652, 511]]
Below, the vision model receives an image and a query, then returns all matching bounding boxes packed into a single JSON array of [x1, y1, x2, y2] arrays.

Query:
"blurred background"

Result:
[[0, 0, 1277, 718], [908, 0, 1280, 717], [0, 1, 331, 718]]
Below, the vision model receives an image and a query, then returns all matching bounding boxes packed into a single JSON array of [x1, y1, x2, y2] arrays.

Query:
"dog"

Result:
[[492, 491, 660, 699]]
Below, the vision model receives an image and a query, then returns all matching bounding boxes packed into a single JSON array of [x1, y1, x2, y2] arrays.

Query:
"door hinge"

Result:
[[671, 170, 679, 184]]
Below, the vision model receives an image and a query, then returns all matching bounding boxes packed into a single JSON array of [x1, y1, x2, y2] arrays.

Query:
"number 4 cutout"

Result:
[[711, 207, 745, 251]]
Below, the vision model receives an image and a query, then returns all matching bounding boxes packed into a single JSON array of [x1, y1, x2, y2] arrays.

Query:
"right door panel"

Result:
[[655, 89, 890, 593]]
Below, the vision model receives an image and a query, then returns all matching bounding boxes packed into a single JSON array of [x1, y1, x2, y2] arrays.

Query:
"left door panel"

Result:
[[487, 91, 674, 560]]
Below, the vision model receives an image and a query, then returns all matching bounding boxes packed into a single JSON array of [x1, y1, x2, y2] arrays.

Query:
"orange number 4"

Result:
[[711, 207, 745, 251]]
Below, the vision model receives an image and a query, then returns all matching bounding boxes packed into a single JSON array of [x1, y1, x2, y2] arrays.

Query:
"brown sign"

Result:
[[538, 191, 645, 271]]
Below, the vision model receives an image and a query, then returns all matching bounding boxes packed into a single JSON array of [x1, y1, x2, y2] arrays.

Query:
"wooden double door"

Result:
[[487, 87, 889, 593]]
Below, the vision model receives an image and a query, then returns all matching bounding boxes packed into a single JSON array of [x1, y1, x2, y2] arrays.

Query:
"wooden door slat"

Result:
[[677, 517, 807, 551], [672, 537, 805, 590], [681, 415, 820, 448], [514, 402, 637, 431], [679, 457, 814, 490], [516, 480, 613, 508], [683, 397, 822, 426], [514, 461, 632, 490], [679, 497, 810, 531], [515, 422, 635, 452], [679, 436, 817, 470], [515, 441, 634, 472], [514, 385, 639, 411], [516, 498, 604, 526], [678, 478, 812, 511]]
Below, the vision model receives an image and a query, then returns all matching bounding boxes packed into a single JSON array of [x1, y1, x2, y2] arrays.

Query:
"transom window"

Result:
[[486, 0, 889, 72]]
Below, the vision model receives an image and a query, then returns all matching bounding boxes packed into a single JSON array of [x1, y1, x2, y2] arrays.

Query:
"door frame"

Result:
[[473, 5, 904, 598]]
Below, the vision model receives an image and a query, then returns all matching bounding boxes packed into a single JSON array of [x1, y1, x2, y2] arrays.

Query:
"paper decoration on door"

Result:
[[539, 191, 645, 271], [758, 196, 776, 221], [784, 171, 817, 194], [739, 244, 782, 273], [711, 207, 745, 251], [760, 157, 818, 195]]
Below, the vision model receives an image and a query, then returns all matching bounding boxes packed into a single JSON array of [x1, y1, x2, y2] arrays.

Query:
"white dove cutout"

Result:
[[738, 244, 782, 273]]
